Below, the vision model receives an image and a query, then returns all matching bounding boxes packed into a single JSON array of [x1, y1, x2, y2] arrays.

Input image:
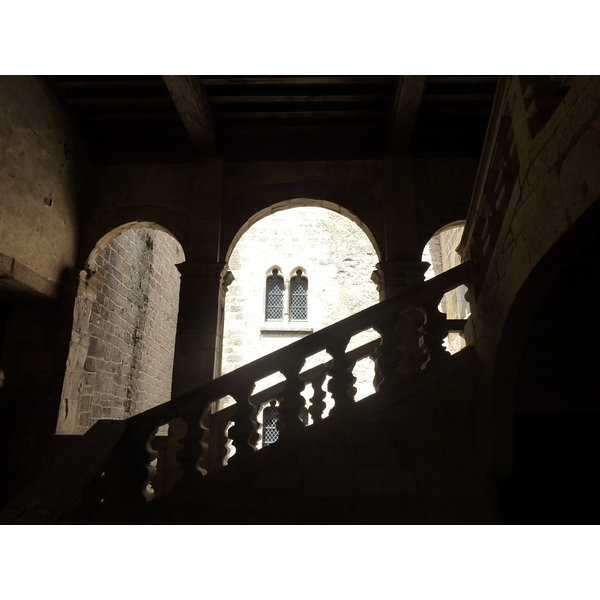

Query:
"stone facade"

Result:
[[222, 206, 380, 415], [57, 227, 183, 434]]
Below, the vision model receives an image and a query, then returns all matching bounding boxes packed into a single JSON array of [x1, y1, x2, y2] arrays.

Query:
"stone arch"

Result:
[[288, 265, 308, 278], [86, 221, 184, 270], [78, 206, 188, 270], [421, 220, 467, 279], [421, 220, 468, 354], [222, 181, 384, 264], [56, 222, 185, 435], [221, 204, 381, 422], [265, 264, 284, 276]]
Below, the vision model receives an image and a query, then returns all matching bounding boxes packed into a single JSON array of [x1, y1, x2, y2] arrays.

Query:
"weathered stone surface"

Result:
[[0, 76, 88, 294], [58, 227, 183, 434]]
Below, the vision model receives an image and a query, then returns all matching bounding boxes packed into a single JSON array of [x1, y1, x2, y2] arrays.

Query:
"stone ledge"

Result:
[[260, 324, 314, 334], [0, 252, 59, 298]]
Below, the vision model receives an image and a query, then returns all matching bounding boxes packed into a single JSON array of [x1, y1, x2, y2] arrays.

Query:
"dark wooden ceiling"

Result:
[[47, 75, 498, 163]]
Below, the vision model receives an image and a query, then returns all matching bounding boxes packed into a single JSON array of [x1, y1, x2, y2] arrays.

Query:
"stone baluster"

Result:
[[326, 337, 357, 416], [368, 345, 383, 392], [207, 408, 234, 471], [197, 405, 214, 474], [417, 294, 450, 369], [228, 383, 258, 461], [307, 372, 327, 423], [103, 423, 158, 515], [174, 409, 208, 488], [372, 316, 403, 392], [278, 360, 307, 437], [373, 260, 427, 382]]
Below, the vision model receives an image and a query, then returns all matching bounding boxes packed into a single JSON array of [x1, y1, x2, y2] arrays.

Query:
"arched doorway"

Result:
[[56, 223, 185, 435]]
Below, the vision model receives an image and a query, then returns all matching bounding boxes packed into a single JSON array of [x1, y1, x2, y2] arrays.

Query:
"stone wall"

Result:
[[0, 76, 91, 505], [222, 206, 380, 415], [0, 76, 88, 297], [58, 227, 183, 434]]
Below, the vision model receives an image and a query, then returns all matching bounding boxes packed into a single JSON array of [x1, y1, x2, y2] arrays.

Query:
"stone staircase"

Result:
[[0, 262, 496, 524]]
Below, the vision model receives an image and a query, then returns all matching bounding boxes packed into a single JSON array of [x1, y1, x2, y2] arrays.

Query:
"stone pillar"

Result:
[[375, 155, 430, 378], [160, 157, 227, 494], [171, 261, 230, 397], [372, 260, 429, 378]]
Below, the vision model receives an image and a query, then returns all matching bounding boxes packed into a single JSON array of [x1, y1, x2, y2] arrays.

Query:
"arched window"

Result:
[[265, 268, 284, 320], [289, 269, 308, 321]]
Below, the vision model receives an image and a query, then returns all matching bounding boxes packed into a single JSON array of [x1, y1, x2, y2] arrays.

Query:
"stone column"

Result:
[[377, 156, 430, 377], [372, 260, 429, 378], [171, 261, 230, 397], [160, 157, 227, 494]]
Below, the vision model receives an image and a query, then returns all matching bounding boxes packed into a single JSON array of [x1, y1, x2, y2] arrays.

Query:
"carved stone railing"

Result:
[[0, 262, 470, 524], [205, 337, 382, 469]]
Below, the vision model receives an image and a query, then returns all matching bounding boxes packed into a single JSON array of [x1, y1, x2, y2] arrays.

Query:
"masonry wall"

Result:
[[0, 76, 88, 297], [71, 228, 183, 434], [0, 76, 91, 506], [222, 206, 380, 412]]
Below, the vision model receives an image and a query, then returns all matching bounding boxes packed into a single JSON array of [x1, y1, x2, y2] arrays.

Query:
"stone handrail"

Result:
[[131, 261, 470, 427], [0, 261, 470, 523], [205, 337, 382, 469]]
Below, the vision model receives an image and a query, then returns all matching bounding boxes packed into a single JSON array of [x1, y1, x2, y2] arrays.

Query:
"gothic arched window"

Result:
[[289, 269, 308, 321], [265, 268, 284, 320]]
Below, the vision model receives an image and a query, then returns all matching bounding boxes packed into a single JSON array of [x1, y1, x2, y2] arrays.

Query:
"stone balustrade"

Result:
[[0, 262, 470, 524]]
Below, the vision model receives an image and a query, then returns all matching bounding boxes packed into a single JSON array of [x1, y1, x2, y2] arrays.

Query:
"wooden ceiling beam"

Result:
[[213, 110, 387, 119], [418, 108, 492, 118], [79, 113, 182, 123], [201, 76, 392, 86], [426, 75, 498, 85], [209, 94, 389, 104], [162, 75, 218, 155], [219, 124, 379, 135], [388, 75, 428, 154], [422, 93, 495, 103], [68, 97, 173, 107], [55, 79, 165, 90]]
